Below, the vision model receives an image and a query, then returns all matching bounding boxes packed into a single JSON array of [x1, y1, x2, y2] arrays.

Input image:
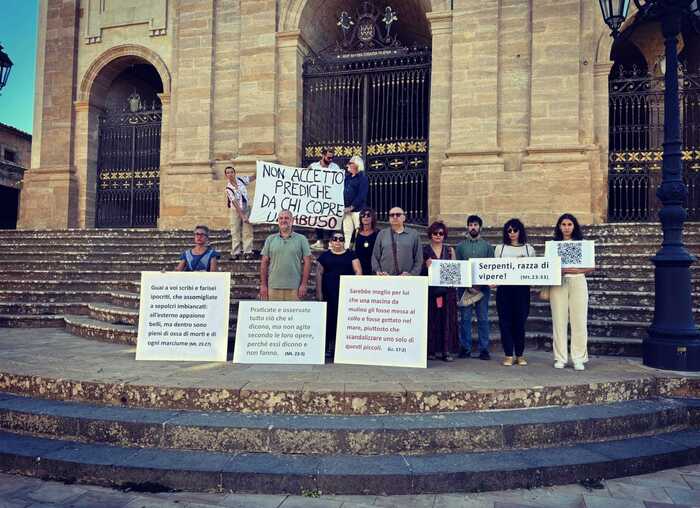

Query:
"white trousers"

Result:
[[342, 211, 360, 249], [549, 274, 589, 364], [230, 207, 254, 255]]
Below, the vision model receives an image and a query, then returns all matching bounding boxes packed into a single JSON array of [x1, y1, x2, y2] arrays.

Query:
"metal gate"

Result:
[[96, 94, 161, 228], [608, 64, 700, 221], [302, 3, 431, 224]]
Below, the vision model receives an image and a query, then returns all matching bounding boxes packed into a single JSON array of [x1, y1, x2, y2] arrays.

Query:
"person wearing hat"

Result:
[[455, 215, 495, 360]]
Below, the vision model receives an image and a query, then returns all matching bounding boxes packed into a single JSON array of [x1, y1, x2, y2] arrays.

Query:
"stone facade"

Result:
[[0, 123, 30, 189], [18, 0, 669, 229]]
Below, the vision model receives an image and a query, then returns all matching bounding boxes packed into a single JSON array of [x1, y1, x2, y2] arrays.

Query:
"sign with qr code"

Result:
[[544, 241, 595, 269], [334, 275, 428, 368], [427, 260, 472, 287], [471, 257, 562, 285]]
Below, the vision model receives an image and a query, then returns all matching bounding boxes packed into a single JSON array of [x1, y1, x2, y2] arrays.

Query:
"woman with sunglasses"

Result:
[[421, 221, 459, 361], [353, 207, 379, 276], [495, 218, 536, 366], [550, 213, 593, 371], [316, 232, 362, 358]]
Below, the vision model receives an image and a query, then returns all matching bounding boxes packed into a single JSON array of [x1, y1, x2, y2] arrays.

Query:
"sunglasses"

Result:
[[360, 212, 372, 218], [388, 213, 403, 218], [432, 231, 445, 236], [507, 228, 520, 233], [331, 236, 345, 242]]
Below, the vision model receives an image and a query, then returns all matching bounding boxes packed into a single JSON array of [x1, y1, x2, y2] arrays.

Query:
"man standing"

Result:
[[455, 215, 495, 360], [259, 210, 312, 301], [371, 207, 422, 276], [225, 166, 256, 260], [310, 147, 343, 250]]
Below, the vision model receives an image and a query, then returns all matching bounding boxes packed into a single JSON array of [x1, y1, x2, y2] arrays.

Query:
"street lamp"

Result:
[[599, 0, 700, 371], [0, 44, 12, 92]]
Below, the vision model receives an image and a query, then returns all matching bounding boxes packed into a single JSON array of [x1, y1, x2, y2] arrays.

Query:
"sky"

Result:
[[0, 0, 39, 134]]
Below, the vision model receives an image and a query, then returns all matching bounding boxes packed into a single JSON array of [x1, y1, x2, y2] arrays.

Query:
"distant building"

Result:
[[0, 123, 30, 229]]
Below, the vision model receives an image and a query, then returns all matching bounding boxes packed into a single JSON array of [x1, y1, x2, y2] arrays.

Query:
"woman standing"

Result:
[[342, 156, 369, 249], [495, 218, 536, 366], [175, 225, 221, 272], [550, 213, 593, 371], [353, 207, 379, 276], [225, 166, 256, 260], [421, 221, 459, 361], [316, 232, 362, 358]]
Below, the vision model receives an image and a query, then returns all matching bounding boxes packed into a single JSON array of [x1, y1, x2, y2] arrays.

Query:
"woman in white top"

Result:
[[495, 218, 536, 366], [225, 166, 256, 260], [550, 213, 593, 371]]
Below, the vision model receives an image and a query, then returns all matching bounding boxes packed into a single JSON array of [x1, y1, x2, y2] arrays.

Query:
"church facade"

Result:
[[18, 0, 700, 230]]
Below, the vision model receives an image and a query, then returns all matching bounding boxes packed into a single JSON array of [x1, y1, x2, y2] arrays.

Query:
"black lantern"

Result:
[[0, 44, 13, 92], [599, 0, 632, 34], [598, 0, 700, 371]]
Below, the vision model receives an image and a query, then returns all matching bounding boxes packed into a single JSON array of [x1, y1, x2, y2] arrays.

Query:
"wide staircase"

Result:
[[0, 223, 698, 494], [1, 223, 698, 354]]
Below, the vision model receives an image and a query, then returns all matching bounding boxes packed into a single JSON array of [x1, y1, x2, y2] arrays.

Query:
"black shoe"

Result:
[[479, 350, 491, 361], [458, 349, 470, 359]]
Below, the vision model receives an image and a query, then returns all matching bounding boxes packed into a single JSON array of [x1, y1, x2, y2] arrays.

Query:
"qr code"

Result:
[[557, 242, 583, 265], [439, 262, 462, 286]]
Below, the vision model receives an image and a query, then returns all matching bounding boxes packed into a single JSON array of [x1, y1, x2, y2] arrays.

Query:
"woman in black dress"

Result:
[[316, 232, 362, 358], [353, 207, 379, 276]]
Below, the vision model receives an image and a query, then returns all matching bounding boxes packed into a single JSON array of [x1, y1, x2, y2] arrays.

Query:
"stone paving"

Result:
[[0, 465, 699, 507]]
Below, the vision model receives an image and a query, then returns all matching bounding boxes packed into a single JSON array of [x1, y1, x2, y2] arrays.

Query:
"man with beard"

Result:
[[309, 147, 343, 251], [455, 215, 495, 360]]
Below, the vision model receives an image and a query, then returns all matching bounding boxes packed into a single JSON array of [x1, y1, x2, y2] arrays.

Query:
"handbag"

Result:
[[458, 288, 483, 307]]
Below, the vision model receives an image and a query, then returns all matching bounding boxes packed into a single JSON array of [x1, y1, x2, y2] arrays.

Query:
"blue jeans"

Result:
[[459, 287, 491, 354]]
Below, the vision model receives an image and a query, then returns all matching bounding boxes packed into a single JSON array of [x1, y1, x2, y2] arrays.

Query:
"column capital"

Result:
[[426, 11, 453, 34]]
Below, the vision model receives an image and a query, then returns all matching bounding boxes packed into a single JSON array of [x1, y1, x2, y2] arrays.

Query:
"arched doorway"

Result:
[[608, 20, 700, 221], [95, 64, 163, 228], [300, 1, 431, 223]]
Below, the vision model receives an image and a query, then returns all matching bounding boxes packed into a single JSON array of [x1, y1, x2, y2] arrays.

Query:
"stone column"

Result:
[[72, 100, 99, 228], [19, 0, 80, 229], [425, 10, 453, 221], [157, 92, 171, 228], [276, 31, 309, 167], [592, 62, 613, 222], [233, 0, 279, 173]]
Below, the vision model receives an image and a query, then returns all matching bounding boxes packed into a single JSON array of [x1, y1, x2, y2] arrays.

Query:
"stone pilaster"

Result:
[[593, 62, 614, 222], [19, 0, 80, 229], [72, 100, 99, 228], [425, 11, 453, 222], [233, 0, 278, 173]]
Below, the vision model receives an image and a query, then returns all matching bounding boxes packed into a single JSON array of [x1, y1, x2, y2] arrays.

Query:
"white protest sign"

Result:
[[249, 160, 344, 230], [471, 257, 562, 286], [427, 259, 472, 287], [233, 301, 326, 364], [545, 240, 595, 269], [136, 272, 231, 361], [334, 275, 428, 368]]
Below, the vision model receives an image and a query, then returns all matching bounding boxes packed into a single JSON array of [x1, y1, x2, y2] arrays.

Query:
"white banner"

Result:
[[334, 275, 428, 368], [471, 257, 562, 286], [136, 272, 231, 361], [545, 240, 595, 269], [427, 259, 472, 287], [233, 301, 326, 364], [249, 160, 344, 230]]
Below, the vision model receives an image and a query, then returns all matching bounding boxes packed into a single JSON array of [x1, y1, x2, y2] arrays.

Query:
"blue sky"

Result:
[[0, 0, 38, 134]]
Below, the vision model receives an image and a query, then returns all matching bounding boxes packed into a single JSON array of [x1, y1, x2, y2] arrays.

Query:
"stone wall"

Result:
[[19, 0, 615, 230]]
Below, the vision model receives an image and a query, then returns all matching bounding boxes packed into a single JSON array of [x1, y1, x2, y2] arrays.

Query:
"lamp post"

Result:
[[0, 44, 12, 92], [599, 0, 700, 371]]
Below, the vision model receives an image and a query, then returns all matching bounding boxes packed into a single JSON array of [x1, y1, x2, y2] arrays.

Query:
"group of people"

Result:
[[176, 149, 593, 370]]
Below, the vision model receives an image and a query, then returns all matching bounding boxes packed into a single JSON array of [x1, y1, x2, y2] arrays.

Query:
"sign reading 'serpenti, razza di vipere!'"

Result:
[[233, 301, 326, 364], [136, 272, 231, 361], [249, 160, 344, 230], [471, 257, 562, 286], [334, 275, 428, 368]]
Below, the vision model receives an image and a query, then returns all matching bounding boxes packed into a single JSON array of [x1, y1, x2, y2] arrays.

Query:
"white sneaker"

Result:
[[554, 361, 566, 369], [573, 362, 585, 371], [310, 240, 326, 251]]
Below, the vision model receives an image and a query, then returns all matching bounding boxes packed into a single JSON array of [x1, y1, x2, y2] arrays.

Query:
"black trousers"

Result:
[[496, 285, 530, 357]]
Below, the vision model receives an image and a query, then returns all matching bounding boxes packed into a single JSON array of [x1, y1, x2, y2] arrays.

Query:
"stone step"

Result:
[[587, 276, 700, 293], [0, 426, 698, 494], [87, 303, 139, 326], [0, 314, 65, 328], [0, 392, 694, 456], [63, 315, 137, 345]]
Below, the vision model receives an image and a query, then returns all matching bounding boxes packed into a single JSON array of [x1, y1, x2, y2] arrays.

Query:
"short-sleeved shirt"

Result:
[[179, 247, 221, 272], [318, 250, 358, 302], [226, 176, 251, 210], [261, 231, 311, 289]]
